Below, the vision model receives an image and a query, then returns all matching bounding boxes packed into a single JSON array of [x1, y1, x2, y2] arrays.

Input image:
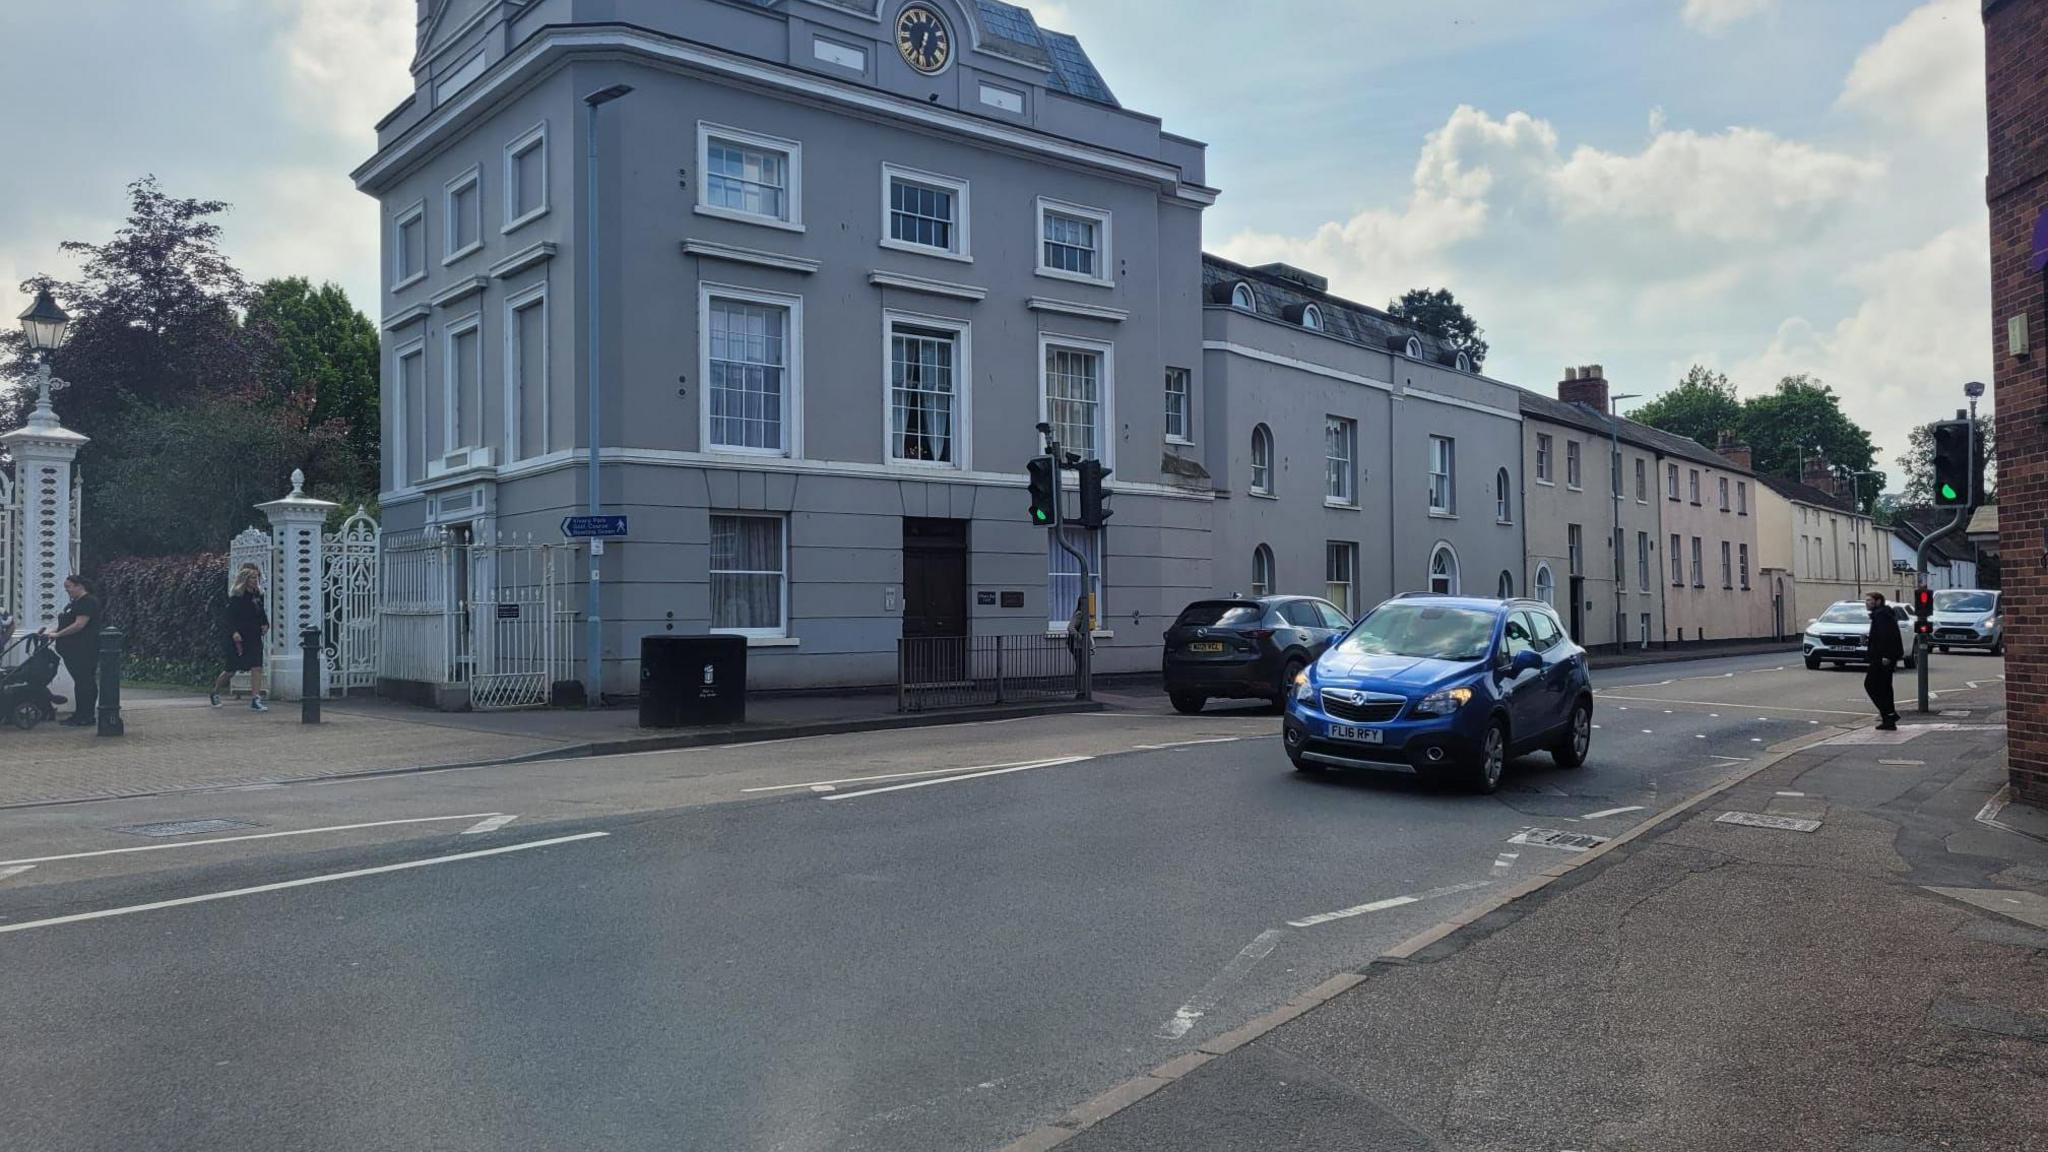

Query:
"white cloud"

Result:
[[1682, 0, 1775, 34], [272, 0, 415, 147], [1552, 126, 1880, 242], [1837, 0, 1984, 138]]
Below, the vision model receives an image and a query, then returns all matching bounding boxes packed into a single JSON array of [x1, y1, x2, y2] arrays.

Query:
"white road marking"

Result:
[[1129, 737, 1244, 751], [1581, 806, 1646, 820], [0, 814, 508, 868], [1695, 734, 1706, 740], [0, 833, 610, 936], [1878, 759, 1925, 766], [461, 814, 519, 835], [1601, 694, 1871, 718], [743, 756, 1087, 794], [810, 784, 836, 793], [1493, 852, 1519, 869], [1158, 928, 1286, 1038], [1590, 724, 1601, 730], [1710, 755, 1752, 763], [825, 756, 1092, 801], [1286, 880, 1493, 929], [0, 865, 33, 883], [1777, 791, 1806, 797], [1641, 729, 1654, 735], [1751, 738, 1764, 743]]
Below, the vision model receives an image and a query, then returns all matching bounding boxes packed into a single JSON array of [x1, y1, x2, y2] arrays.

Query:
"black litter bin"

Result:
[[640, 635, 747, 727]]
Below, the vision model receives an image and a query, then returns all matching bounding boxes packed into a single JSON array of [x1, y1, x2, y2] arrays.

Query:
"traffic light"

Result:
[[1931, 420, 1975, 507], [1913, 586, 1935, 637], [1077, 459, 1113, 529], [1026, 455, 1060, 527]]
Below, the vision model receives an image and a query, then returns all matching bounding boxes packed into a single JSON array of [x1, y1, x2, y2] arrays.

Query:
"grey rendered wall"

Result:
[[1521, 420, 1664, 648], [1382, 358, 1523, 604]]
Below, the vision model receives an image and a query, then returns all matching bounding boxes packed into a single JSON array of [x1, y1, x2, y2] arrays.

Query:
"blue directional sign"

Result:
[[561, 515, 630, 539]]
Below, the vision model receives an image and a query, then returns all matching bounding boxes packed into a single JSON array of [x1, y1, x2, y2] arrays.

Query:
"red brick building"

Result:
[[1987, 0, 2048, 805]]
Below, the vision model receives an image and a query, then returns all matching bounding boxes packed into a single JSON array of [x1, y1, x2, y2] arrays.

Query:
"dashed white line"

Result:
[[825, 756, 1092, 800], [1493, 852, 1520, 870], [1641, 729, 1654, 735], [1581, 806, 1646, 820], [1878, 759, 1925, 766], [743, 756, 1084, 794], [1129, 737, 1244, 751], [1158, 928, 1286, 1038], [0, 833, 611, 936], [1776, 791, 1806, 797], [1286, 880, 1494, 929], [0, 865, 33, 883], [1710, 755, 1753, 763], [461, 814, 519, 835], [0, 814, 508, 868]]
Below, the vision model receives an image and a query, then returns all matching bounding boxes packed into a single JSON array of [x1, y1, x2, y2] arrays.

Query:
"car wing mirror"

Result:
[[1510, 649, 1543, 674]]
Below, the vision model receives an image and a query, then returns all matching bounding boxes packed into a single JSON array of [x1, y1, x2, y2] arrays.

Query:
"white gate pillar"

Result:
[[256, 469, 338, 701], [1, 385, 88, 645]]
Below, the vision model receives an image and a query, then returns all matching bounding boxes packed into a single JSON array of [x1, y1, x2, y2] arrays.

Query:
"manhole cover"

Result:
[[1715, 811, 1820, 833], [1507, 827, 1611, 852], [111, 819, 263, 839]]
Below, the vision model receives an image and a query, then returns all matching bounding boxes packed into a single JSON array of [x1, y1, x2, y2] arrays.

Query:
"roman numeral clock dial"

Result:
[[896, 3, 951, 74]]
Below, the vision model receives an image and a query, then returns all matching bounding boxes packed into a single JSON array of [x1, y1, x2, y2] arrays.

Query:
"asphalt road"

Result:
[[0, 649, 2004, 1152]]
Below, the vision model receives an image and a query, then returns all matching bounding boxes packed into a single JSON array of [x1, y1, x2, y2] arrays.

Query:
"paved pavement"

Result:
[[0, 650, 2026, 1151]]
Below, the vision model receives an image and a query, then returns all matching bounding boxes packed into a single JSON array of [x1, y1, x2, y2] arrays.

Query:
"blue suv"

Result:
[[1282, 595, 1593, 793]]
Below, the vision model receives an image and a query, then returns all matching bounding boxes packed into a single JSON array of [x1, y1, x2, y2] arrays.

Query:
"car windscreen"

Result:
[[1337, 604, 1496, 662], [1174, 602, 1264, 628], [1935, 590, 1995, 614], [1817, 604, 1871, 624]]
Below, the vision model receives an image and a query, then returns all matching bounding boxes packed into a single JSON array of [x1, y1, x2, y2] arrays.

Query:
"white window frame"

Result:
[[1535, 433, 1554, 484], [1721, 540, 1733, 588], [1566, 440, 1583, 490], [880, 162, 970, 262], [1164, 366, 1192, 445], [1048, 525, 1105, 629], [1250, 423, 1274, 496], [503, 122, 549, 234], [441, 311, 484, 455], [443, 164, 484, 265], [696, 122, 804, 232], [1252, 544, 1274, 598], [1325, 541, 1357, 616], [1428, 541, 1460, 595], [1689, 469, 1702, 505], [1037, 332, 1115, 469], [502, 282, 548, 463], [1428, 434, 1456, 515], [700, 282, 805, 458], [1403, 335, 1423, 359], [1737, 481, 1748, 515], [1568, 523, 1584, 578], [393, 337, 427, 488], [1325, 416, 1357, 507], [1637, 531, 1651, 592], [1035, 196, 1113, 287], [709, 512, 789, 640], [881, 308, 971, 470], [1230, 282, 1255, 311], [1534, 562, 1555, 607], [1455, 351, 1473, 373], [1667, 463, 1680, 501], [1301, 303, 1324, 331], [1691, 536, 1705, 588], [1740, 543, 1751, 589], [1495, 467, 1513, 524], [1718, 476, 1730, 512], [391, 199, 427, 291], [1635, 457, 1648, 503], [1671, 533, 1684, 586]]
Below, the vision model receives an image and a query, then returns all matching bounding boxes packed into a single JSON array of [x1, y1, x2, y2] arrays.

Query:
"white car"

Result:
[[1803, 601, 1915, 671], [1930, 589, 2003, 656]]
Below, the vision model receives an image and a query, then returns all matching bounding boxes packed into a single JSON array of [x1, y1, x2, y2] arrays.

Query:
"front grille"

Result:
[[1322, 694, 1404, 724]]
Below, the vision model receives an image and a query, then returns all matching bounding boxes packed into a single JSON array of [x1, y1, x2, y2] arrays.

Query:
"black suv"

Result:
[[1162, 595, 1352, 714]]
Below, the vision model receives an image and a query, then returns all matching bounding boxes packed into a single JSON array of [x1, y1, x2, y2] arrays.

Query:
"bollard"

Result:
[[300, 626, 322, 724], [96, 626, 125, 738]]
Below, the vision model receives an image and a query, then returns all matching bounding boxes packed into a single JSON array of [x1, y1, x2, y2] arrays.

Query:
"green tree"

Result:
[[246, 277, 380, 498], [1387, 288, 1488, 368], [1896, 415, 1995, 506], [1628, 365, 1743, 448], [1737, 374, 1878, 501]]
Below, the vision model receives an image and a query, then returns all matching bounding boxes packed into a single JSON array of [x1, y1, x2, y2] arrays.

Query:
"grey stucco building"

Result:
[[1199, 258, 1525, 618], [356, 0, 1218, 692]]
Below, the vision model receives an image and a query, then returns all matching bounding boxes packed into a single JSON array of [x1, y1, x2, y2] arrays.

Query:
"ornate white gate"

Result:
[[0, 470, 14, 636], [324, 508, 380, 694], [377, 526, 576, 710]]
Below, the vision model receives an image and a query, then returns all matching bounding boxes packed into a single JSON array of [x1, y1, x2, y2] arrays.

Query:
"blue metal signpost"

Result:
[[562, 515, 630, 539]]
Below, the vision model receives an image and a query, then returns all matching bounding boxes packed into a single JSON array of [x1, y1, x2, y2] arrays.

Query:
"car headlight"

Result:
[[1982, 617, 1998, 629], [1412, 685, 1475, 717], [1293, 670, 1315, 702]]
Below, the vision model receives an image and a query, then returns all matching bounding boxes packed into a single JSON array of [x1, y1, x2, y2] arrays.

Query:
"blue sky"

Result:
[[0, 0, 1989, 482]]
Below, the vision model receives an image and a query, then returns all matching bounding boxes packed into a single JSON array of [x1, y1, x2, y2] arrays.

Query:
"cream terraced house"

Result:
[[357, 0, 1218, 692], [1750, 457, 1902, 637]]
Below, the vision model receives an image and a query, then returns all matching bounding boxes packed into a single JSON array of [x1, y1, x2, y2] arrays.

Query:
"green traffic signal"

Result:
[[1939, 483, 1958, 502]]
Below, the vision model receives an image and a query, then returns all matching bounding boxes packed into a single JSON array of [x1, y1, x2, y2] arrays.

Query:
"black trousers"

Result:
[[1864, 659, 1897, 720], [61, 646, 97, 721]]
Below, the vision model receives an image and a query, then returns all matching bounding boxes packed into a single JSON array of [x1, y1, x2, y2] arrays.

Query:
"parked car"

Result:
[[1282, 595, 1593, 794], [1802, 600, 1916, 670], [1162, 595, 1351, 713], [1930, 589, 2003, 655]]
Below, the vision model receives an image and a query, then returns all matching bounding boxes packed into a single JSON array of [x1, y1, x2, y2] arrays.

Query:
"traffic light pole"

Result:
[[1037, 428, 1093, 701], [1912, 508, 1969, 713]]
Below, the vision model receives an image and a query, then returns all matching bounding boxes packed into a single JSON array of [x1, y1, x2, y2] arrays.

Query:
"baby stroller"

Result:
[[0, 616, 67, 731]]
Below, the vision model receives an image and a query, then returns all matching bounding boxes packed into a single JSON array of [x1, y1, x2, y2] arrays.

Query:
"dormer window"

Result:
[[1230, 282, 1254, 311], [1404, 335, 1423, 359], [1455, 351, 1472, 373], [1301, 304, 1323, 331]]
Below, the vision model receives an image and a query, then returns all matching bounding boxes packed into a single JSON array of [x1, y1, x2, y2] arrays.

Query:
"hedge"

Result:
[[90, 553, 231, 686]]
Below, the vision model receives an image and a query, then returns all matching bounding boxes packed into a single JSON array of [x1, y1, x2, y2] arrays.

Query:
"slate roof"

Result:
[[972, 1, 1118, 106], [1891, 506, 1977, 564], [1516, 387, 1752, 474], [1202, 255, 1458, 367], [1755, 473, 1860, 515]]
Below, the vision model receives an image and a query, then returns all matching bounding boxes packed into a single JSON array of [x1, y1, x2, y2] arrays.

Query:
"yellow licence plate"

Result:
[[1188, 641, 1225, 653]]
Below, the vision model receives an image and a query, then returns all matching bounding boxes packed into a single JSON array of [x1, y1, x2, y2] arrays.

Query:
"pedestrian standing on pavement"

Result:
[[210, 564, 270, 712], [1864, 591, 1904, 730], [37, 574, 101, 728]]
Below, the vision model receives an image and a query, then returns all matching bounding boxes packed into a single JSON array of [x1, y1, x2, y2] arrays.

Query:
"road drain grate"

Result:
[[111, 819, 263, 839], [1715, 811, 1821, 833], [1508, 827, 1611, 852]]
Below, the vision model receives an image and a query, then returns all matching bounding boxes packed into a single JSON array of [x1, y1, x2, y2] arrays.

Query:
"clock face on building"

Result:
[[896, 3, 951, 74]]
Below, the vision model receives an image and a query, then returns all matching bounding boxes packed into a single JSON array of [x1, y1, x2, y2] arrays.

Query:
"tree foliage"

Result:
[[1387, 288, 1488, 368], [1630, 368, 1883, 512], [1627, 365, 1742, 450], [1, 177, 378, 565]]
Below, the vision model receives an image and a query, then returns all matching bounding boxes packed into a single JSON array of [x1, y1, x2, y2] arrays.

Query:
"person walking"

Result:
[[1864, 591, 1904, 730], [210, 564, 270, 712], [37, 574, 101, 727]]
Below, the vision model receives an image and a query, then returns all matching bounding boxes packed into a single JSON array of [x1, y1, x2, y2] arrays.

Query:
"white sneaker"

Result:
[[251, 696, 269, 712]]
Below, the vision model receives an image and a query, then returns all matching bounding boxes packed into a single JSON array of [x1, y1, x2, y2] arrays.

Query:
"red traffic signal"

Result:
[[1913, 587, 1934, 618]]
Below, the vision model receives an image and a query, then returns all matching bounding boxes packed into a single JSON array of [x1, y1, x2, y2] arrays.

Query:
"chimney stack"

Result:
[[1716, 433, 1752, 473], [1802, 452, 1836, 495], [1557, 363, 1610, 413]]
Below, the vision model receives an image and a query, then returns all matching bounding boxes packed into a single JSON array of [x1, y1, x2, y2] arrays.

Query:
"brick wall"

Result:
[[1987, 0, 2048, 805]]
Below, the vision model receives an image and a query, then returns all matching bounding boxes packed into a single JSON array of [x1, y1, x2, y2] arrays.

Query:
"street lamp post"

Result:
[[1605, 392, 1639, 648], [16, 287, 71, 416], [1845, 468, 1881, 595], [581, 83, 632, 705]]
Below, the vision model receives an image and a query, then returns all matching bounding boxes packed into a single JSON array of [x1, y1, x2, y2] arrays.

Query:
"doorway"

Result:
[[903, 519, 969, 684], [1568, 575, 1585, 642]]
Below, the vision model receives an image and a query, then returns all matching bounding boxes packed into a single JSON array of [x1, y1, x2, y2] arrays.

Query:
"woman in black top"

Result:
[[210, 564, 270, 712], [38, 574, 101, 727]]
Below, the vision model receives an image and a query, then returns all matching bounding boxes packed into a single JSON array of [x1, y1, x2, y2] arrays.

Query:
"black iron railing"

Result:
[[897, 633, 1087, 712]]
